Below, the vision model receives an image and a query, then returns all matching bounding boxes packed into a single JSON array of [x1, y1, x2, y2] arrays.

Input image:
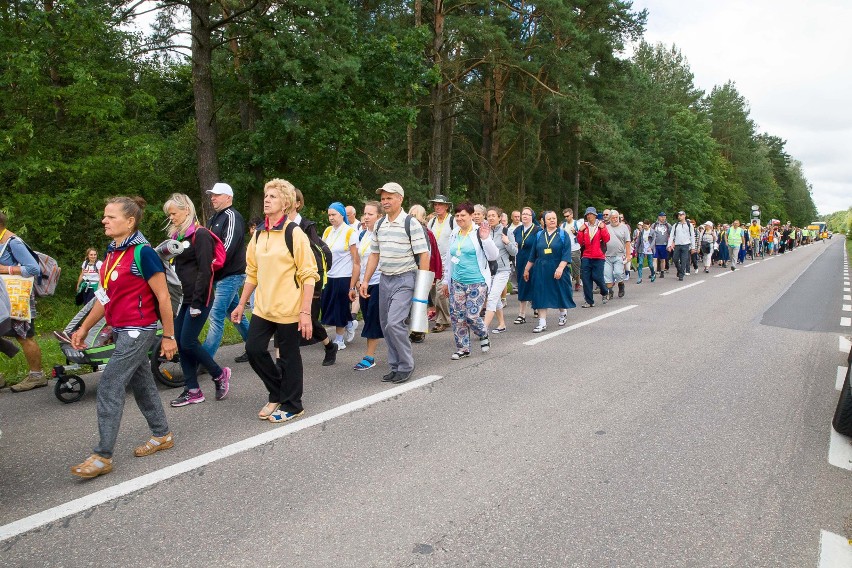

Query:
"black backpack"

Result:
[[298, 218, 333, 289], [254, 222, 303, 289]]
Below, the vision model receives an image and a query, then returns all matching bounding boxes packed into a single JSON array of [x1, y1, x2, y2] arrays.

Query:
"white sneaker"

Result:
[[558, 314, 567, 326], [345, 320, 358, 342], [335, 340, 347, 351]]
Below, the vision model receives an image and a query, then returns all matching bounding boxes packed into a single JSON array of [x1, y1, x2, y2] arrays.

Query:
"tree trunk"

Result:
[[191, 0, 219, 222], [43, 0, 65, 127], [428, 0, 445, 197], [573, 125, 581, 215]]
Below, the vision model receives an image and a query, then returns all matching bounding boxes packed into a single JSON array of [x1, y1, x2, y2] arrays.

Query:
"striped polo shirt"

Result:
[[371, 211, 428, 275]]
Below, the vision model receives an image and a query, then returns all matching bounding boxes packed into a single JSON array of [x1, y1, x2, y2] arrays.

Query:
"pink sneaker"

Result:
[[213, 367, 231, 401], [170, 389, 205, 407]]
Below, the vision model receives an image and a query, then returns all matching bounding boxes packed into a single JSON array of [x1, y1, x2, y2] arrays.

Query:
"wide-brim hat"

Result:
[[429, 194, 452, 205], [584, 206, 597, 217]]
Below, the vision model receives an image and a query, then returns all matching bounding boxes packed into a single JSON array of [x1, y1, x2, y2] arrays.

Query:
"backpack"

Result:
[[299, 219, 333, 289], [254, 222, 302, 289], [15, 239, 61, 297], [192, 227, 226, 273], [428, 215, 455, 234], [133, 244, 183, 316]]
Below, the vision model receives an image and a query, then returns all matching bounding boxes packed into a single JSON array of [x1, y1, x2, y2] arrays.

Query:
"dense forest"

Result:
[[0, 1, 819, 265]]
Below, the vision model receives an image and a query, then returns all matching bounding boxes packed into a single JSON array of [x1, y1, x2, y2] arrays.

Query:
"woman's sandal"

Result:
[[70, 454, 112, 479], [134, 432, 174, 457], [258, 402, 281, 420], [513, 316, 526, 325]]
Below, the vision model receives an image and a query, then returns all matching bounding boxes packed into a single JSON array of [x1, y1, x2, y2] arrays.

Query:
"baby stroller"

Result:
[[53, 240, 186, 403]]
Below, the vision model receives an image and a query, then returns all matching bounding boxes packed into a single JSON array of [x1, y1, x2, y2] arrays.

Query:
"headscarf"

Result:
[[328, 202, 349, 225]]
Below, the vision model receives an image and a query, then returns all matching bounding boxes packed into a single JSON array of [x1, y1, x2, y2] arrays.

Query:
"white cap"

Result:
[[207, 182, 233, 197], [376, 182, 404, 196]]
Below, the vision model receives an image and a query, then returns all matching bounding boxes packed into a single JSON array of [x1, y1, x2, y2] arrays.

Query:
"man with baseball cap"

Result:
[[666, 210, 694, 281], [202, 182, 250, 370], [427, 194, 453, 333], [360, 182, 430, 384]]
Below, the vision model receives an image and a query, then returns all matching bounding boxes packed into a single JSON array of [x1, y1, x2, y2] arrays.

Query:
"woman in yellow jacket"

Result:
[[232, 179, 319, 423]]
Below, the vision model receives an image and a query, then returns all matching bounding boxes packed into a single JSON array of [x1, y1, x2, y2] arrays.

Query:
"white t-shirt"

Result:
[[428, 215, 454, 258], [357, 229, 380, 286], [323, 224, 359, 279], [81, 260, 103, 285], [560, 220, 584, 252]]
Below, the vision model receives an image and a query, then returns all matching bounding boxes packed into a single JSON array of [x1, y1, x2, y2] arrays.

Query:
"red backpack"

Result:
[[193, 227, 226, 273]]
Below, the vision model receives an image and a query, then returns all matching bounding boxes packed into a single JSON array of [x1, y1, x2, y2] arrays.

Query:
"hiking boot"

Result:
[[608, 289, 614, 300], [10, 372, 48, 393], [213, 367, 231, 401], [618, 282, 625, 298], [322, 341, 338, 366], [134, 432, 175, 457]]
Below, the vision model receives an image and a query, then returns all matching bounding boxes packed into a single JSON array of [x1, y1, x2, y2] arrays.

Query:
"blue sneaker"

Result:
[[268, 409, 305, 423], [353, 356, 376, 371]]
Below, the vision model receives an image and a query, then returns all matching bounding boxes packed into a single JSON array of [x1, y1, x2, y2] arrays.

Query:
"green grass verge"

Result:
[[1, 290, 245, 385]]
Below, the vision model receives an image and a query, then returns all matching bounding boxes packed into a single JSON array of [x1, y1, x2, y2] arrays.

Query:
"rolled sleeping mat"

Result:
[[154, 239, 184, 261], [408, 269, 435, 333]]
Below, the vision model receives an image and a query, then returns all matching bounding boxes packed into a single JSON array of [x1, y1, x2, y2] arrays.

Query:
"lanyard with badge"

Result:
[[434, 216, 448, 240], [452, 229, 472, 264], [543, 230, 557, 254], [95, 248, 127, 305], [520, 226, 534, 248]]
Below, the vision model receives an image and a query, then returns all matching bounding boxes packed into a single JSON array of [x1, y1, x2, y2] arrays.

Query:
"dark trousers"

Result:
[[581, 258, 607, 305], [300, 294, 328, 346], [672, 244, 690, 278], [175, 304, 221, 390], [246, 314, 303, 413]]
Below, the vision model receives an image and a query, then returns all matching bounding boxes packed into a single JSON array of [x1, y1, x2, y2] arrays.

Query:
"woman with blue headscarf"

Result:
[[512, 206, 540, 325], [321, 202, 360, 350]]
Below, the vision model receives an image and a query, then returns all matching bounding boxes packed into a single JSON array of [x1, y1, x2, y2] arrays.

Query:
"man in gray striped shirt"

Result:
[[360, 182, 430, 384]]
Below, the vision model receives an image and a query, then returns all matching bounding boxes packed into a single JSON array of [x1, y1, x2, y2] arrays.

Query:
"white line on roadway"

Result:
[[844, 295, 851, 301], [841, 336, 852, 353], [845, 288, 851, 293], [819, 530, 852, 567], [659, 280, 705, 296], [523, 305, 637, 346], [842, 318, 851, 327], [0, 374, 445, 543], [837, 366, 847, 391], [828, 427, 852, 471], [740, 262, 758, 268], [843, 305, 851, 312], [714, 270, 733, 278], [764, 257, 775, 261]]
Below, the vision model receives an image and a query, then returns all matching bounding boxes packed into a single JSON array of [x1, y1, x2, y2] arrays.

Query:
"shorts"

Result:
[[3, 318, 36, 339], [654, 245, 668, 259]]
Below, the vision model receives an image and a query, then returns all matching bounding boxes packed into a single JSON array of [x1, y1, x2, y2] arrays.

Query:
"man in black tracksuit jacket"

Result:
[[201, 183, 250, 362]]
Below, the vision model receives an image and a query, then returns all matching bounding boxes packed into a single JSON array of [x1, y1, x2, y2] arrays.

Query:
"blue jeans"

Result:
[[202, 273, 250, 358], [636, 254, 655, 280], [176, 304, 222, 390]]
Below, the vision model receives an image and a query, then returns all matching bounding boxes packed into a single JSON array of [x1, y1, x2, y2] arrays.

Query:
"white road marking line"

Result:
[[714, 270, 733, 278], [842, 318, 851, 327], [841, 336, 852, 353], [0, 374, 445, 543], [845, 288, 851, 293], [819, 529, 852, 567], [844, 295, 851, 301], [523, 305, 637, 346], [843, 305, 852, 312], [741, 262, 758, 268], [764, 256, 775, 261], [837, 366, 848, 391], [659, 280, 705, 295], [828, 428, 852, 471]]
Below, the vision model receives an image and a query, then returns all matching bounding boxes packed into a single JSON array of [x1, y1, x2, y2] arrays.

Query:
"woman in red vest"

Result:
[[70, 196, 176, 479]]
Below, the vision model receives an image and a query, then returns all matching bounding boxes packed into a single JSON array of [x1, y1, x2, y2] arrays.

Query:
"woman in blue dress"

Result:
[[523, 210, 575, 333], [512, 207, 540, 325]]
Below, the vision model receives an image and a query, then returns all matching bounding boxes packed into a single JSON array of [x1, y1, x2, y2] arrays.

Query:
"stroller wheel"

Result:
[[151, 339, 185, 389], [55, 374, 86, 404]]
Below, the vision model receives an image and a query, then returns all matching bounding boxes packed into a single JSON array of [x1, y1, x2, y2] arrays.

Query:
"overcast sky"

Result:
[[630, 0, 851, 215]]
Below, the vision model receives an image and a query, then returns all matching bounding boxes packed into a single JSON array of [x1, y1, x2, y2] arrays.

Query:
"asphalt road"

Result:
[[1, 238, 850, 567]]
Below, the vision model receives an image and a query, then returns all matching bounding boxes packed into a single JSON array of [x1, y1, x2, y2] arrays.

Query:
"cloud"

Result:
[[632, 0, 852, 214]]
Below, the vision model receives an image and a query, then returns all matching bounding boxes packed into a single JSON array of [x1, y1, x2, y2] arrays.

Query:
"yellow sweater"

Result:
[[246, 221, 319, 324]]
